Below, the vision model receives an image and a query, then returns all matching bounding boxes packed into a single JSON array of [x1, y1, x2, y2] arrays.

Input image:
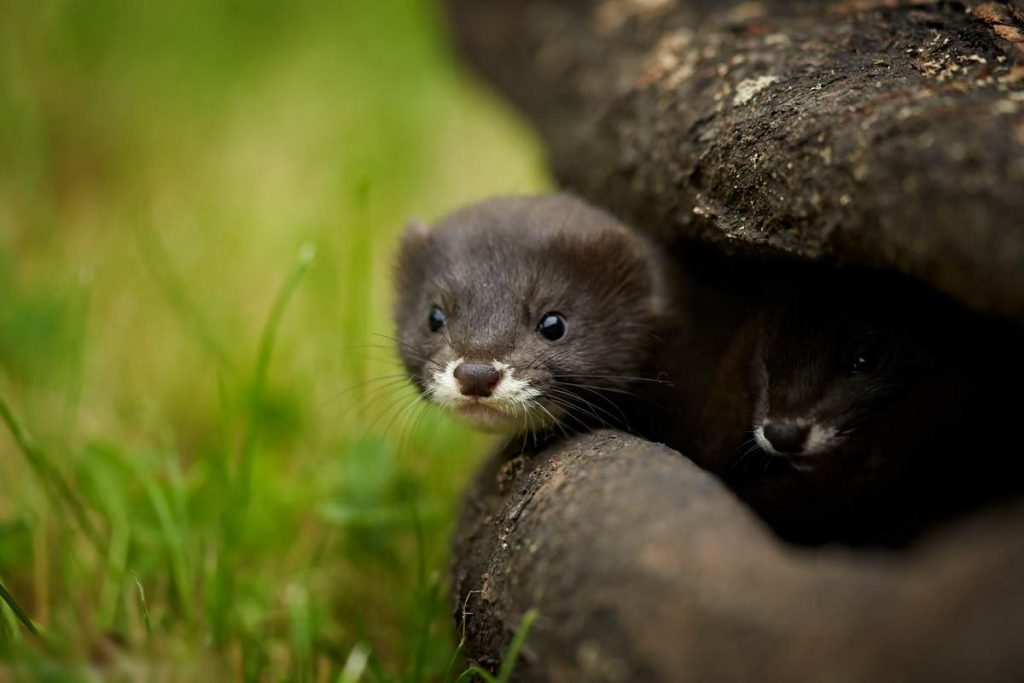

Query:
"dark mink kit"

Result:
[[698, 267, 1024, 545], [394, 193, 1024, 546]]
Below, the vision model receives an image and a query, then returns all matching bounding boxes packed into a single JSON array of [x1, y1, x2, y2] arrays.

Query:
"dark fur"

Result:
[[700, 272, 1022, 545], [393, 194, 678, 436]]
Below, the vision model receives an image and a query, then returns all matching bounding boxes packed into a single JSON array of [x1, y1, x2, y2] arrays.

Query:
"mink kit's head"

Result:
[[750, 276, 968, 472], [393, 194, 670, 434]]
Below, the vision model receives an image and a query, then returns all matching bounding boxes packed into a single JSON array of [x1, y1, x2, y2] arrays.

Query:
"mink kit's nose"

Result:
[[762, 422, 810, 454], [454, 363, 502, 398]]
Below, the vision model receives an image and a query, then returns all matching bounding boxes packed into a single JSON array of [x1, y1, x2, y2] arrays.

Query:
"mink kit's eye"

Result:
[[537, 312, 567, 341], [428, 305, 446, 333], [849, 345, 885, 374]]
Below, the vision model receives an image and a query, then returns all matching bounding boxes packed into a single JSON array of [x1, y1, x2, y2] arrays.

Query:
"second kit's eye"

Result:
[[849, 345, 885, 374]]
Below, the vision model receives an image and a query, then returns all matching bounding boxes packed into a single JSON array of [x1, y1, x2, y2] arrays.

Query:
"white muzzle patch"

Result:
[[754, 419, 842, 471], [804, 423, 841, 455], [426, 358, 547, 433]]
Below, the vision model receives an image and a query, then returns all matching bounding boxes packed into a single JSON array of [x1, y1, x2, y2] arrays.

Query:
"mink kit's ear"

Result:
[[400, 218, 431, 251], [395, 218, 433, 294]]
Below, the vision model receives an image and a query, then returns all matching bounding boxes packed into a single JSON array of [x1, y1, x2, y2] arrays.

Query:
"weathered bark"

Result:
[[452, 431, 1024, 681], [446, 0, 1024, 323]]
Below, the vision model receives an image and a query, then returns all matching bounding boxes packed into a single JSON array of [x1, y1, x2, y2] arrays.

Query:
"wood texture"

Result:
[[452, 432, 1024, 681], [447, 0, 1024, 322]]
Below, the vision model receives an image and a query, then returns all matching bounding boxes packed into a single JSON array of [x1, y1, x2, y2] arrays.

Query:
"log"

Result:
[[445, 0, 1024, 323], [452, 431, 1024, 681]]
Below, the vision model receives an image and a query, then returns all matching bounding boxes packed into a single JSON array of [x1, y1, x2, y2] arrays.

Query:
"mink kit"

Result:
[[699, 270, 1024, 544], [392, 194, 683, 440]]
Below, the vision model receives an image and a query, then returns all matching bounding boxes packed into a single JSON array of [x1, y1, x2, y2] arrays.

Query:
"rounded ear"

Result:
[[401, 218, 431, 247]]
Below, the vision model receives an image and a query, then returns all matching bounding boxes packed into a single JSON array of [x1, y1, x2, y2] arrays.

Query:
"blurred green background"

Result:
[[0, 0, 547, 679]]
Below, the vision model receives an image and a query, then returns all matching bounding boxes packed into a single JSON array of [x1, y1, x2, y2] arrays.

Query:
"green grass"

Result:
[[0, 0, 548, 679]]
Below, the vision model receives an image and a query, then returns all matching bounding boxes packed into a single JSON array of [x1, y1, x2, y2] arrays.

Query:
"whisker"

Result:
[[732, 442, 764, 472], [532, 398, 574, 442], [518, 404, 532, 454], [546, 390, 608, 429], [520, 346, 572, 373], [548, 387, 626, 430], [386, 396, 430, 443], [318, 374, 412, 407], [365, 391, 424, 440], [554, 373, 676, 386], [546, 391, 619, 433], [559, 379, 672, 415], [345, 382, 422, 424], [398, 400, 433, 455]]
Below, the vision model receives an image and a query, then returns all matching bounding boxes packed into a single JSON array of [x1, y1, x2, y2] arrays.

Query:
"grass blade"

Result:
[[235, 242, 316, 514], [0, 397, 102, 551], [455, 608, 537, 683], [0, 578, 39, 636], [495, 608, 537, 683], [212, 243, 315, 642], [131, 571, 152, 638], [135, 227, 240, 380], [140, 473, 194, 622], [337, 642, 370, 683], [455, 666, 497, 683]]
